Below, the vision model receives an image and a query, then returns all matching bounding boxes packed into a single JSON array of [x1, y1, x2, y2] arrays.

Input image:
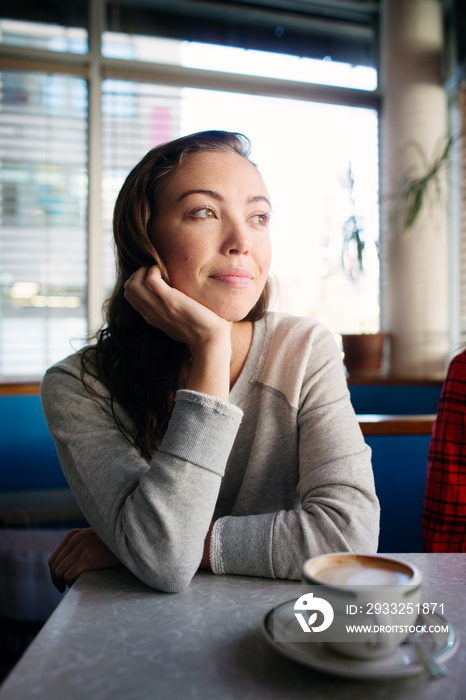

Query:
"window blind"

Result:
[[0, 71, 88, 379], [102, 80, 182, 295]]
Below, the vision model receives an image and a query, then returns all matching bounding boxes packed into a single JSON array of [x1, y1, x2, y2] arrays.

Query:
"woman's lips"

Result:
[[210, 269, 253, 287]]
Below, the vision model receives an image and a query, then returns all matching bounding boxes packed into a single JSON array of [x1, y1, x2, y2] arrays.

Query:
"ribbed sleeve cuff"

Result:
[[210, 513, 276, 578], [158, 389, 243, 477]]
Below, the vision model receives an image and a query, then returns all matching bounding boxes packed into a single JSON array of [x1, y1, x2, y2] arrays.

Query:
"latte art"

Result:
[[306, 555, 413, 586]]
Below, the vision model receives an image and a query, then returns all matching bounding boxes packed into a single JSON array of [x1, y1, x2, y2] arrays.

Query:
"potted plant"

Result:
[[340, 164, 385, 376], [394, 134, 454, 231]]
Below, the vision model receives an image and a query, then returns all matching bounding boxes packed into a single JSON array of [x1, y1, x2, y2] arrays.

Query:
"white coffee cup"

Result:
[[302, 553, 422, 660]]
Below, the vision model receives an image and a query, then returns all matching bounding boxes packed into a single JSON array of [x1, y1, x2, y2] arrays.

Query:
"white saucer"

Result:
[[262, 599, 459, 679]]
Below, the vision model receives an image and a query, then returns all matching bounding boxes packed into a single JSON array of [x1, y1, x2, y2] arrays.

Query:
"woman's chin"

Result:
[[210, 303, 257, 324], [196, 293, 258, 324]]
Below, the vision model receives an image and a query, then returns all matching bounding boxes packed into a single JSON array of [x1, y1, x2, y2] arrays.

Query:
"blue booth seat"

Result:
[[1, 394, 67, 492], [348, 383, 441, 415], [0, 394, 86, 527], [1, 386, 438, 551], [366, 435, 431, 553], [348, 382, 441, 553]]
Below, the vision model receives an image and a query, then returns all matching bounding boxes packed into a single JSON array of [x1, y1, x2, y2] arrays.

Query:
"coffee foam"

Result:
[[306, 556, 412, 586]]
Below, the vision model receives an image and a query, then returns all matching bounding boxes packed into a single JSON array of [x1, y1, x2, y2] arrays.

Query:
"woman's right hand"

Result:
[[48, 528, 122, 593], [124, 265, 230, 353], [124, 266, 232, 399]]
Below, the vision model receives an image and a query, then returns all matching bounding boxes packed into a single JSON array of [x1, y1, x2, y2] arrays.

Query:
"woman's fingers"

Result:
[[48, 528, 82, 592], [48, 528, 121, 593], [123, 265, 149, 293], [144, 264, 167, 293], [123, 265, 229, 349], [124, 266, 165, 326]]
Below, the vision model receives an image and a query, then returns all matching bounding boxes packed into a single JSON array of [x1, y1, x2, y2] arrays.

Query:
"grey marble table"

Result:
[[0, 553, 465, 700]]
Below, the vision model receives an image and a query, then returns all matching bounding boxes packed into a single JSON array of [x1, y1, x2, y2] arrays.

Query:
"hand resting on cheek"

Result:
[[123, 265, 231, 354], [124, 264, 233, 400]]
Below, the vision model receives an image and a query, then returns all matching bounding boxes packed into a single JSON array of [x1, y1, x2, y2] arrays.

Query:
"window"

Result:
[[0, 4, 380, 380], [0, 70, 88, 379], [102, 77, 379, 330], [0, 18, 87, 53]]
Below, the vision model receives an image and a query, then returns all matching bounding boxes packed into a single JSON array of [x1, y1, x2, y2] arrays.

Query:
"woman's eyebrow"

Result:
[[248, 195, 272, 209], [177, 190, 271, 209], [177, 189, 223, 201]]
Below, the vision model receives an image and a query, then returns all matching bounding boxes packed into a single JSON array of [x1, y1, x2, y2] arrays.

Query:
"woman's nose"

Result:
[[222, 219, 250, 255]]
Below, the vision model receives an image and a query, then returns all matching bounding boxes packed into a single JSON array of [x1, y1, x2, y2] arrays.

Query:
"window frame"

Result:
[[0, 0, 381, 386]]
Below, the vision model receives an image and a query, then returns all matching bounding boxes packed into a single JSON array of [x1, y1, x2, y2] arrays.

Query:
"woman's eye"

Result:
[[192, 207, 216, 219], [251, 213, 270, 226]]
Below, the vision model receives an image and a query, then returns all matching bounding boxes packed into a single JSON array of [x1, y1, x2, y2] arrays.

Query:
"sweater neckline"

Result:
[[229, 312, 272, 406]]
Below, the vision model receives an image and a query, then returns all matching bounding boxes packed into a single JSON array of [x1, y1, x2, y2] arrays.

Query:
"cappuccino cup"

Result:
[[302, 553, 422, 660]]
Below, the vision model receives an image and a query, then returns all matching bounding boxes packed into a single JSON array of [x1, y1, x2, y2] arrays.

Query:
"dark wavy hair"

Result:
[[82, 130, 271, 458]]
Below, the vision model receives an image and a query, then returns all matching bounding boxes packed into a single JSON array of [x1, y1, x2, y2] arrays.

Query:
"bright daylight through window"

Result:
[[0, 19, 379, 380]]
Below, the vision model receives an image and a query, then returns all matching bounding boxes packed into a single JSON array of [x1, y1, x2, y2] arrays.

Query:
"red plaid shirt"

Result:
[[423, 350, 466, 552]]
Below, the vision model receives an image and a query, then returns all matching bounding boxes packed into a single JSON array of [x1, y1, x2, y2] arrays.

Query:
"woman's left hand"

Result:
[[48, 528, 122, 593]]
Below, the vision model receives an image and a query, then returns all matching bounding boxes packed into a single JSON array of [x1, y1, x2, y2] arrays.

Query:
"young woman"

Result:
[[42, 131, 379, 594]]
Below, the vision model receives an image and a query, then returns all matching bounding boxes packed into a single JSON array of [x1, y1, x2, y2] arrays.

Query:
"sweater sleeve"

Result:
[[209, 321, 380, 580], [40, 366, 242, 592]]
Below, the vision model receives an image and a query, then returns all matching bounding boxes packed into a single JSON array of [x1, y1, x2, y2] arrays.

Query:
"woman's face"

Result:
[[152, 149, 272, 323]]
